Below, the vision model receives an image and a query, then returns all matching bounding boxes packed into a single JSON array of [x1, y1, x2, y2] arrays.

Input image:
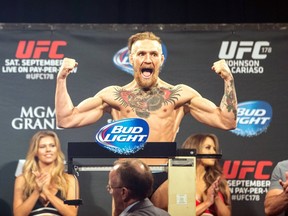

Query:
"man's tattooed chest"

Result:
[[114, 86, 181, 118]]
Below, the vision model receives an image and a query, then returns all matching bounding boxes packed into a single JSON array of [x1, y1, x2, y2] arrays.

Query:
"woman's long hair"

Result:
[[181, 133, 230, 205], [22, 130, 69, 200]]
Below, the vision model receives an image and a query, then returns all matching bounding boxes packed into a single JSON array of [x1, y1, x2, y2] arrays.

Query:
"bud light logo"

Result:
[[113, 44, 168, 75], [95, 118, 149, 154], [230, 101, 272, 137]]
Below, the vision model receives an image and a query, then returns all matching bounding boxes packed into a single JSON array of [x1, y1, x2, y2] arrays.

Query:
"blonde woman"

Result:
[[182, 133, 231, 216], [13, 130, 79, 216]]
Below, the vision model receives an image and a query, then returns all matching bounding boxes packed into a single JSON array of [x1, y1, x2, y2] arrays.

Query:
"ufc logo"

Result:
[[15, 40, 67, 59], [223, 160, 273, 180], [219, 41, 270, 59]]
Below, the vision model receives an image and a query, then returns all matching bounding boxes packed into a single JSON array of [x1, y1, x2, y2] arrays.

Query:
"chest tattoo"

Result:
[[114, 86, 182, 118]]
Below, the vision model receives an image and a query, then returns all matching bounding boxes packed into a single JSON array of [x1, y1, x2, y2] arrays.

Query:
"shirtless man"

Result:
[[55, 32, 237, 213]]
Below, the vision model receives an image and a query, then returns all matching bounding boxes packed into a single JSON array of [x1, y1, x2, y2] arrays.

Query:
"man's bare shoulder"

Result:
[[94, 85, 131, 106], [95, 85, 123, 96], [171, 83, 201, 96], [174, 83, 194, 90], [158, 80, 188, 91]]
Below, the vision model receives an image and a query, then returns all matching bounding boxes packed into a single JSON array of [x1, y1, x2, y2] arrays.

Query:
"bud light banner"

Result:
[[95, 118, 149, 154], [0, 24, 287, 216], [231, 100, 273, 137]]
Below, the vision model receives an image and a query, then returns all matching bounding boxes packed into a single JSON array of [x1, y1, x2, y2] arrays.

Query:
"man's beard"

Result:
[[135, 75, 157, 89], [135, 67, 161, 89]]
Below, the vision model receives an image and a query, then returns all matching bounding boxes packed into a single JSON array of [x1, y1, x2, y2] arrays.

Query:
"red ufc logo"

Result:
[[222, 160, 273, 180], [15, 40, 67, 59]]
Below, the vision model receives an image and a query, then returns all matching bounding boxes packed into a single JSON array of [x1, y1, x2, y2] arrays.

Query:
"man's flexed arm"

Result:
[[55, 57, 77, 127], [55, 57, 106, 128], [212, 59, 237, 129], [187, 59, 237, 130]]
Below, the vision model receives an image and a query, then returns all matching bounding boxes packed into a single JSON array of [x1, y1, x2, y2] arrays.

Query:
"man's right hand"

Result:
[[57, 57, 78, 79], [279, 172, 288, 193]]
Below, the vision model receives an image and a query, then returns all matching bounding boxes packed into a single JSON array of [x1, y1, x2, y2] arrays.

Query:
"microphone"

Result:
[[64, 199, 83, 206]]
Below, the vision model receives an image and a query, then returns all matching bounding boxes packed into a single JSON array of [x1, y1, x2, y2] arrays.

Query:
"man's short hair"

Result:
[[128, 32, 162, 53], [114, 158, 154, 199]]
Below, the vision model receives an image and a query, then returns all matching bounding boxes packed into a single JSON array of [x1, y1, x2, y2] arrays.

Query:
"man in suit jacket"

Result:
[[107, 158, 170, 216]]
